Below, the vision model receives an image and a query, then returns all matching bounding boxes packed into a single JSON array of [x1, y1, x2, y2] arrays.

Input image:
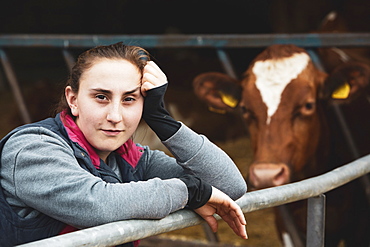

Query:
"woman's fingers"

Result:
[[202, 214, 219, 233], [141, 61, 167, 93], [194, 187, 248, 239], [229, 202, 248, 239], [219, 206, 248, 239]]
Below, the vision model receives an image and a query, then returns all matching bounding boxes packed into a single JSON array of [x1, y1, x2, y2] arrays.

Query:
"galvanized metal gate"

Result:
[[14, 155, 370, 247], [0, 33, 369, 247]]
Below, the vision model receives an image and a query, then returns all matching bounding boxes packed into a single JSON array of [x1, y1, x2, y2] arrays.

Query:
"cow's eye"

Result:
[[241, 106, 248, 114], [241, 106, 255, 122], [293, 101, 316, 119], [301, 101, 316, 115], [305, 102, 314, 110]]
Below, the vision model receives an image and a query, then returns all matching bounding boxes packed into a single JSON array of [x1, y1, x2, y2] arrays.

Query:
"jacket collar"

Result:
[[59, 111, 143, 169]]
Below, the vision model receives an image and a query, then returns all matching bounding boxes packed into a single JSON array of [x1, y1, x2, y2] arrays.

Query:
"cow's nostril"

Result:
[[272, 165, 289, 186], [249, 163, 290, 189]]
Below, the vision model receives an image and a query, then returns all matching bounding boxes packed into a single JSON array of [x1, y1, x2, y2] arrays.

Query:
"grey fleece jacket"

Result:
[[0, 122, 247, 229]]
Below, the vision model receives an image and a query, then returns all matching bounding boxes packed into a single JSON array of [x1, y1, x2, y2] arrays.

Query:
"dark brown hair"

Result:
[[56, 42, 150, 115]]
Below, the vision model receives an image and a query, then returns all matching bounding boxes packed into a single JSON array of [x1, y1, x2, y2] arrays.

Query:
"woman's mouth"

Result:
[[102, 129, 123, 136]]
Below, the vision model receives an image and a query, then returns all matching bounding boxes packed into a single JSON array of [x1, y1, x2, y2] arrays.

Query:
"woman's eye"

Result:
[[96, 95, 107, 101], [124, 97, 135, 102]]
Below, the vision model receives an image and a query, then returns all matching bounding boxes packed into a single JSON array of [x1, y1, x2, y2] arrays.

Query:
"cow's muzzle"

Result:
[[248, 163, 290, 189]]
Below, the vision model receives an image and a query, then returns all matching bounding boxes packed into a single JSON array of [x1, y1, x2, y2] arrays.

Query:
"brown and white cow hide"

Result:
[[193, 44, 370, 246]]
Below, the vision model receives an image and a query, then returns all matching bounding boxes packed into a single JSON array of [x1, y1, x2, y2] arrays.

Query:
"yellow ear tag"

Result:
[[219, 91, 238, 108], [208, 106, 226, 114], [332, 82, 350, 99]]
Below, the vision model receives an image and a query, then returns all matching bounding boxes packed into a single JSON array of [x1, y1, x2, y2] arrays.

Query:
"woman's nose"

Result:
[[106, 104, 123, 123]]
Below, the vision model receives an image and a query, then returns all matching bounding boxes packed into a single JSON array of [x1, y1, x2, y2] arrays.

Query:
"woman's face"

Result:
[[66, 58, 144, 161]]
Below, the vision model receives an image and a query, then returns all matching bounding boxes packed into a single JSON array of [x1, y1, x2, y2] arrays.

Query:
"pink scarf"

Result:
[[60, 110, 143, 169]]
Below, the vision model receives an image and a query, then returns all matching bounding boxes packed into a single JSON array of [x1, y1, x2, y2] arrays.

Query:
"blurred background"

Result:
[[0, 0, 369, 246], [0, 0, 369, 137]]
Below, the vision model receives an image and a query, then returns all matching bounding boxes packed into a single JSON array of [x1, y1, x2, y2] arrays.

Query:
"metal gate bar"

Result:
[[216, 49, 237, 79], [278, 205, 304, 247], [0, 33, 370, 48], [17, 155, 370, 247], [306, 195, 326, 247], [0, 48, 31, 123], [62, 49, 75, 72]]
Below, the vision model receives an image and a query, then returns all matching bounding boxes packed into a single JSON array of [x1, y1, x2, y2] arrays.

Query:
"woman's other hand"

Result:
[[141, 61, 168, 96], [194, 187, 248, 239]]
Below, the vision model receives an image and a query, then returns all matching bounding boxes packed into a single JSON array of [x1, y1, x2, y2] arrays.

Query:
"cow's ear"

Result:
[[322, 62, 370, 103], [193, 72, 242, 114]]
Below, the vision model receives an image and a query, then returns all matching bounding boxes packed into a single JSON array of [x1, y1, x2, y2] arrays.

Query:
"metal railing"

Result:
[[17, 154, 370, 247], [0, 33, 370, 48], [1, 33, 369, 246]]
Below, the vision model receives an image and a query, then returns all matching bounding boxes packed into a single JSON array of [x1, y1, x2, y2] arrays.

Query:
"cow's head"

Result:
[[193, 44, 370, 189]]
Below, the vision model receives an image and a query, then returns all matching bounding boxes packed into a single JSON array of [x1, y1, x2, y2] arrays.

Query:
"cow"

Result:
[[192, 44, 370, 246]]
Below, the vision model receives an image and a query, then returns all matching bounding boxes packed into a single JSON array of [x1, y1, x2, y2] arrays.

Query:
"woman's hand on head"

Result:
[[194, 187, 248, 240], [141, 61, 168, 96]]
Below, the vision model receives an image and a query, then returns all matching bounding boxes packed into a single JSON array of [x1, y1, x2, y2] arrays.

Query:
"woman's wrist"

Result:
[[179, 174, 212, 209], [142, 84, 181, 141]]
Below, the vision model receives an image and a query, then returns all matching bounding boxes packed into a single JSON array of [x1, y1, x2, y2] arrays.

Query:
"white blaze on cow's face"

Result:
[[252, 52, 310, 124]]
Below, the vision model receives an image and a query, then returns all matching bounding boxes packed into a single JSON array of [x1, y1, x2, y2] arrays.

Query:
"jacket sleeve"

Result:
[[141, 84, 246, 200], [0, 127, 188, 228], [145, 122, 247, 201]]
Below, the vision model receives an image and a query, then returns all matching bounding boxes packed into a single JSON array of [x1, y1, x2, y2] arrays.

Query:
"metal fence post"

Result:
[[0, 48, 31, 123], [62, 49, 75, 73], [216, 48, 237, 79], [201, 223, 219, 243], [278, 205, 304, 247], [306, 194, 326, 247]]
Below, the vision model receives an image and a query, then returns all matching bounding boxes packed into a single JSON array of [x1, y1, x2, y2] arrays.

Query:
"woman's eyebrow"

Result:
[[90, 87, 141, 95], [91, 88, 111, 94], [124, 87, 141, 95]]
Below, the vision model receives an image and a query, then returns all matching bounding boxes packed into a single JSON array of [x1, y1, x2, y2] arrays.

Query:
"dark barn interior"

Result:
[[0, 0, 369, 135]]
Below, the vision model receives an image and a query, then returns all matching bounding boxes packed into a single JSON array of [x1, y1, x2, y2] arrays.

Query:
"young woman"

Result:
[[0, 42, 247, 246]]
